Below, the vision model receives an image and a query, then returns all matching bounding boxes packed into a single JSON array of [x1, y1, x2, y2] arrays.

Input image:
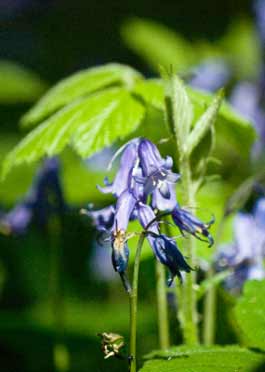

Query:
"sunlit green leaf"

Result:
[[185, 90, 224, 157], [0, 134, 37, 204], [21, 63, 142, 128], [2, 88, 145, 179], [0, 60, 47, 104], [165, 75, 193, 149], [141, 345, 265, 372], [235, 280, 265, 350], [133, 79, 164, 111]]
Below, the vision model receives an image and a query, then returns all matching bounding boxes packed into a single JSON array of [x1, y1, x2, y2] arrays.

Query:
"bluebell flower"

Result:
[[0, 201, 33, 235], [88, 137, 213, 288], [215, 198, 265, 293], [0, 157, 65, 235], [171, 205, 214, 247], [97, 140, 140, 197], [82, 205, 115, 231], [110, 190, 137, 274], [136, 139, 180, 212], [189, 59, 231, 92], [137, 202, 192, 285]]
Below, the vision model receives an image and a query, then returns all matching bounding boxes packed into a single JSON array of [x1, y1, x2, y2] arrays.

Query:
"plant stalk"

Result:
[[129, 233, 145, 372], [202, 216, 225, 345], [155, 261, 170, 350]]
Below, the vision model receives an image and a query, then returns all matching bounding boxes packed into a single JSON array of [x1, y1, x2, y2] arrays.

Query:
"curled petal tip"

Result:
[[208, 234, 214, 247]]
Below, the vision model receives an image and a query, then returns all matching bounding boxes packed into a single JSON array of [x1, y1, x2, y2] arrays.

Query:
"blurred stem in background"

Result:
[[178, 156, 198, 345], [155, 261, 170, 350], [48, 216, 70, 372], [203, 216, 226, 345], [129, 232, 145, 372], [0, 261, 6, 299]]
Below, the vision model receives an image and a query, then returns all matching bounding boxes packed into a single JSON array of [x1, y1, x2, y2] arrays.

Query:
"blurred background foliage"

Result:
[[0, 1, 264, 372]]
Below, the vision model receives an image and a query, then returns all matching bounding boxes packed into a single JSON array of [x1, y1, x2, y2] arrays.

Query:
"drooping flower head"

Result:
[[84, 138, 213, 289], [172, 205, 214, 247]]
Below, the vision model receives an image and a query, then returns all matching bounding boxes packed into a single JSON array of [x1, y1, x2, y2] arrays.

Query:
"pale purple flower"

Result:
[[230, 82, 265, 155], [189, 60, 230, 92], [83, 205, 115, 232], [254, 0, 265, 45], [215, 198, 265, 293], [97, 140, 140, 197], [0, 157, 65, 235]]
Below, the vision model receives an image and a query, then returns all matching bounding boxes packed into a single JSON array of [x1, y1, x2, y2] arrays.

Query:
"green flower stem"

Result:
[[202, 216, 225, 345], [202, 267, 217, 345], [129, 232, 145, 372], [155, 260, 170, 350], [49, 217, 70, 372], [178, 155, 199, 345]]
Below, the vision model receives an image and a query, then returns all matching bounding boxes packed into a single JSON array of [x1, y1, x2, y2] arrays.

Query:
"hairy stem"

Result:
[[156, 261, 170, 349], [202, 216, 225, 345], [129, 233, 145, 372]]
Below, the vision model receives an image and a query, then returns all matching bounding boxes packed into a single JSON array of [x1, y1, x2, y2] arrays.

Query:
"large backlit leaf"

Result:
[[235, 280, 265, 350], [121, 18, 196, 73], [219, 18, 262, 80], [0, 61, 47, 104], [141, 345, 265, 372], [2, 88, 145, 179], [122, 18, 261, 81], [21, 63, 142, 128], [133, 79, 165, 111]]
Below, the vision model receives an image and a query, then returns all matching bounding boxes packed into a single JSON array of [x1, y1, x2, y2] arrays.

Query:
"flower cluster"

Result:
[[0, 158, 65, 235], [215, 198, 265, 293], [84, 138, 213, 288]]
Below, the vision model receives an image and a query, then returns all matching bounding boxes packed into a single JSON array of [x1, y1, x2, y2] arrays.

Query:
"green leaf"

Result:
[[235, 280, 265, 350], [141, 345, 265, 372], [185, 90, 224, 157], [133, 79, 165, 111], [121, 18, 196, 73], [224, 168, 265, 216], [165, 75, 193, 150], [187, 87, 256, 179], [21, 63, 142, 128], [0, 60, 47, 104], [1, 88, 145, 179], [0, 134, 38, 205], [135, 79, 255, 179]]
